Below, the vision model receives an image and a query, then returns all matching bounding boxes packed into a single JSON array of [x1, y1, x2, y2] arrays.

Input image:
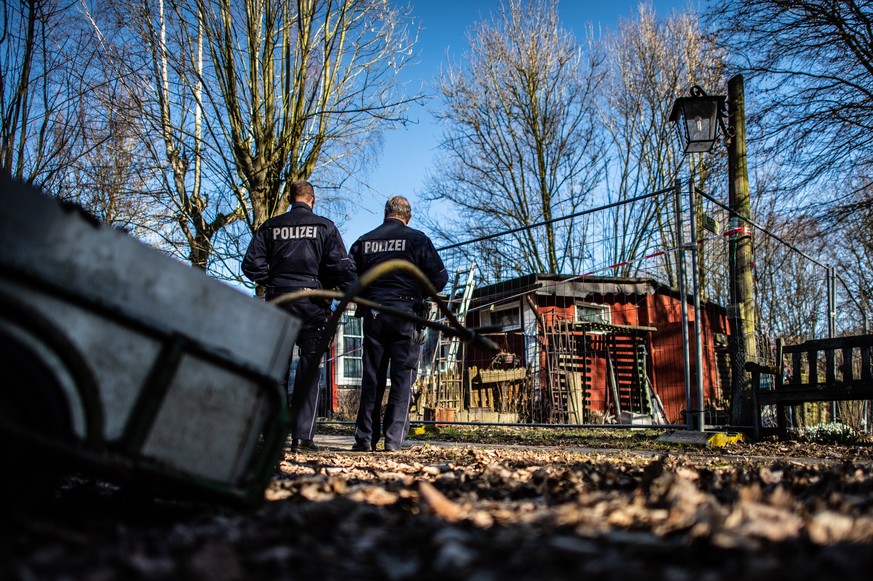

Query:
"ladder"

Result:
[[546, 316, 583, 423], [431, 263, 476, 373], [443, 264, 477, 370], [426, 263, 476, 409]]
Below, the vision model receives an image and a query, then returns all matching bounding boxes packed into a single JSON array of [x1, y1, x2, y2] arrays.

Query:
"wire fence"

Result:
[[694, 188, 872, 434], [414, 183, 726, 429], [323, 181, 871, 434]]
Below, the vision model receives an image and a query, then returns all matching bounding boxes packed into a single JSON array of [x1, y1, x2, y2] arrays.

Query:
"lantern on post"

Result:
[[669, 85, 726, 153]]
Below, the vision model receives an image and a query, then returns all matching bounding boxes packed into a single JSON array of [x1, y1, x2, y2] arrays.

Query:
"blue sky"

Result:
[[339, 0, 697, 243]]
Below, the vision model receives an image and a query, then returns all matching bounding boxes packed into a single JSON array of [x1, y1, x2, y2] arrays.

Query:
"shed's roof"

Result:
[[472, 273, 665, 301], [470, 273, 728, 313]]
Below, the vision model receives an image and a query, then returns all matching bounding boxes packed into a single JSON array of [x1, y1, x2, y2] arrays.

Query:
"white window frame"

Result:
[[575, 301, 611, 325], [337, 310, 363, 383]]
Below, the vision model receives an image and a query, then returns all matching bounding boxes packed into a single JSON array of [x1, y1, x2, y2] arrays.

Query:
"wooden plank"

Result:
[[757, 384, 873, 405], [807, 350, 818, 386], [605, 346, 621, 416], [791, 352, 802, 387], [478, 368, 527, 383], [775, 339, 785, 389], [781, 335, 873, 352], [825, 349, 835, 385], [843, 347, 854, 382], [863, 346, 872, 382]]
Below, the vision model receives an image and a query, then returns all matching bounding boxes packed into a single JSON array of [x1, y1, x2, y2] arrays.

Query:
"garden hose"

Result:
[[268, 259, 500, 397]]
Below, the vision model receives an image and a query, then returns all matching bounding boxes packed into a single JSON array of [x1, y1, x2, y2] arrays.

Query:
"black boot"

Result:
[[291, 439, 320, 452]]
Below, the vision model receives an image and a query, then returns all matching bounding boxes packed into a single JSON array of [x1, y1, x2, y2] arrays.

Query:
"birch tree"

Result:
[[80, 0, 240, 268]]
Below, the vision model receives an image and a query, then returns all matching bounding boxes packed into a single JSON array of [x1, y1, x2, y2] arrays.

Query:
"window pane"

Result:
[[341, 313, 363, 380], [484, 303, 522, 331], [576, 303, 611, 324]]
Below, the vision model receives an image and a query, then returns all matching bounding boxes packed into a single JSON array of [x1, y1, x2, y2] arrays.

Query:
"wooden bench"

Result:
[[745, 335, 873, 439]]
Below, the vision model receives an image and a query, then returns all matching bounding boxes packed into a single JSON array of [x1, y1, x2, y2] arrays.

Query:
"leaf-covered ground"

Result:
[[6, 429, 873, 579]]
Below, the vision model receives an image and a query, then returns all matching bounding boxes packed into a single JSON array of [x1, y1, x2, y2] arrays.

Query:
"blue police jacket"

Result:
[[242, 202, 356, 292], [350, 217, 449, 312]]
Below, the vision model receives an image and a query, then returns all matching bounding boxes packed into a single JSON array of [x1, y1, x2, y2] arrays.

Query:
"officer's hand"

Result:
[[330, 299, 340, 312]]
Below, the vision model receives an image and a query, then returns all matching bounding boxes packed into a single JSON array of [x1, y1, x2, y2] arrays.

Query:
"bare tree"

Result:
[[707, 1, 873, 337], [193, 0, 419, 237], [423, 0, 604, 279], [707, 0, 873, 188], [828, 173, 873, 333], [0, 0, 98, 189], [754, 205, 829, 342], [82, 0, 245, 270], [835, 230, 873, 334], [83, 0, 418, 276], [61, 79, 155, 234], [597, 2, 725, 287]]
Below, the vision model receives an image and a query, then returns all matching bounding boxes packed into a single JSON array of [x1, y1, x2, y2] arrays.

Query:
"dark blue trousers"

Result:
[[354, 312, 420, 450]]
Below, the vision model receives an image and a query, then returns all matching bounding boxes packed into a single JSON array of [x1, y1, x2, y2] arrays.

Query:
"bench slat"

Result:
[[791, 351, 802, 387], [825, 349, 836, 385], [843, 347, 854, 382], [863, 346, 872, 382], [807, 350, 818, 386], [756, 382, 873, 405]]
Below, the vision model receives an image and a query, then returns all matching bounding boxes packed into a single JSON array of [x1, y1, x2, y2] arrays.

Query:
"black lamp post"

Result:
[[671, 77, 759, 430], [669, 84, 728, 431], [669, 85, 726, 153]]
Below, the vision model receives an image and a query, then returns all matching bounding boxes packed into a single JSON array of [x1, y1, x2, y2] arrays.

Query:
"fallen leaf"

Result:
[[419, 480, 464, 522]]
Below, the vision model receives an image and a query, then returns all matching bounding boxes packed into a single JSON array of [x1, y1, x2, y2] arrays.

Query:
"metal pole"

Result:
[[828, 266, 837, 420], [828, 266, 836, 339], [688, 179, 706, 431], [674, 179, 693, 429]]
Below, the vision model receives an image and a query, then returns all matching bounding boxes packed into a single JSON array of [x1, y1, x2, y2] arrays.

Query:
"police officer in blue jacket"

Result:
[[243, 180, 356, 452], [349, 196, 448, 452]]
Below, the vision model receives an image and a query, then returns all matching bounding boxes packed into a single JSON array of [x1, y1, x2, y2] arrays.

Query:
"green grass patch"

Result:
[[405, 424, 665, 449]]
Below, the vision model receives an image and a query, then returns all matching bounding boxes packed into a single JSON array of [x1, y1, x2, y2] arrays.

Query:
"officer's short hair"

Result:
[[288, 181, 315, 202], [385, 196, 411, 221]]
